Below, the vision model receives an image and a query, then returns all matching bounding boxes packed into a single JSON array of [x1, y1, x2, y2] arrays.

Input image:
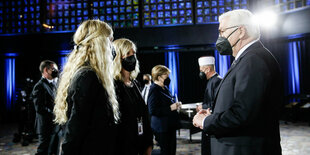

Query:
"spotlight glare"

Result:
[[255, 10, 277, 29]]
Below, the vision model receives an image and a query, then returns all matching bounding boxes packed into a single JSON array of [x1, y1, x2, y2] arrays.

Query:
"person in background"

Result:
[[32, 60, 59, 155], [141, 74, 152, 104], [192, 9, 283, 155], [113, 38, 153, 155], [196, 56, 222, 155], [53, 19, 120, 155], [148, 65, 181, 155]]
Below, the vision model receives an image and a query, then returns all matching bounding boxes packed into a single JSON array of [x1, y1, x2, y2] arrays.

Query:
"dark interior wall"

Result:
[[136, 52, 166, 81], [178, 51, 214, 103], [114, 24, 219, 48]]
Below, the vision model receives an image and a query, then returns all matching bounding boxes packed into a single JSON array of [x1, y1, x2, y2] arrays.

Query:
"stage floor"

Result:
[[1, 121, 309, 155]]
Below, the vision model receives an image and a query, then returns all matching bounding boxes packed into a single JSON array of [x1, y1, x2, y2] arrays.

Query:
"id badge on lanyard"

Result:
[[137, 117, 143, 135]]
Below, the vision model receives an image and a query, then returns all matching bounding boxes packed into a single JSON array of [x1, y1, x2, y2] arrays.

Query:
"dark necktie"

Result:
[[231, 59, 237, 67], [49, 82, 56, 91]]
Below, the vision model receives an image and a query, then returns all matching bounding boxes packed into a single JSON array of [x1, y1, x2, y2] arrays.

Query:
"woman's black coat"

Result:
[[61, 68, 117, 155]]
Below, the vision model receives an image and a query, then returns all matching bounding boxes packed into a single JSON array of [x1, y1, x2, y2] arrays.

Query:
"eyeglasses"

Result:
[[219, 25, 239, 37]]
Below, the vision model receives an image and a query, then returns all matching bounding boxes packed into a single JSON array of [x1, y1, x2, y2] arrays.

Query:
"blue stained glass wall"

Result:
[[93, 0, 140, 28], [274, 0, 310, 12], [196, 0, 248, 23], [143, 0, 193, 27], [1, 0, 41, 33], [46, 0, 89, 31]]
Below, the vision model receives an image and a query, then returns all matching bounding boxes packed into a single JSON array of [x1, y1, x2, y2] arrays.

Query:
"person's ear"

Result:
[[43, 67, 48, 74], [239, 26, 247, 39], [206, 67, 210, 73]]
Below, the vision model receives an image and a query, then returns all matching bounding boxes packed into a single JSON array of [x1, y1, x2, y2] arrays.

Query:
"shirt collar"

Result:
[[43, 76, 54, 83], [235, 39, 259, 60], [210, 72, 217, 78]]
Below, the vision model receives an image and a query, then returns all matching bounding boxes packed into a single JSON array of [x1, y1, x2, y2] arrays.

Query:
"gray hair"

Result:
[[219, 9, 260, 39]]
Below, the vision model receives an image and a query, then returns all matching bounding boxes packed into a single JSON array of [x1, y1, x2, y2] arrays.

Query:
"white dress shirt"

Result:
[[142, 83, 151, 104], [234, 39, 259, 60]]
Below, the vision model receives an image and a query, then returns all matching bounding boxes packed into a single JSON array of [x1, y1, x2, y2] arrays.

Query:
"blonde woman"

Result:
[[113, 38, 153, 155], [53, 19, 119, 155], [148, 65, 181, 155]]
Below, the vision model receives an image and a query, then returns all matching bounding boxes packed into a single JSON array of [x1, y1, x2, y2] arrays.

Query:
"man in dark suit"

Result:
[[32, 60, 59, 155], [196, 56, 222, 155], [193, 9, 283, 155], [141, 74, 152, 104]]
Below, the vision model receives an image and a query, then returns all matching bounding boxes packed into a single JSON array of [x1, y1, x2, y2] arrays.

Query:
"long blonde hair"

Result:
[[113, 38, 140, 81], [54, 19, 119, 125]]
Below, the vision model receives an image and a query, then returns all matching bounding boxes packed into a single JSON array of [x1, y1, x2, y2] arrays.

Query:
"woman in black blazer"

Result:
[[53, 20, 120, 155], [148, 65, 182, 155], [113, 38, 153, 155]]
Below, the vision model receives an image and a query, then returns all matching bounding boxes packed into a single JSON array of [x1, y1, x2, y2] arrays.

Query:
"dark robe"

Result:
[[201, 73, 222, 155]]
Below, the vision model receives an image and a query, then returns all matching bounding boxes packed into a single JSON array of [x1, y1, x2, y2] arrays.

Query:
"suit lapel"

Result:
[[42, 78, 55, 98], [213, 41, 263, 101]]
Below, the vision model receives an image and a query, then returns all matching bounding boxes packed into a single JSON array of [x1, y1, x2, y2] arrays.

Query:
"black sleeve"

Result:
[[61, 71, 100, 155], [32, 83, 52, 115], [209, 78, 222, 108], [148, 87, 171, 116], [202, 103, 209, 109], [202, 84, 209, 109], [204, 55, 269, 135]]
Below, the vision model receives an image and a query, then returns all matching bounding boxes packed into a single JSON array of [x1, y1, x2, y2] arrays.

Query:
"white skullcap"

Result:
[[198, 56, 215, 66]]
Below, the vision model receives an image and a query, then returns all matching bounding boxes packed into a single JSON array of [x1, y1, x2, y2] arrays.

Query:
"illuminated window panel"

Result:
[[46, 1, 89, 32], [93, 0, 139, 28], [1, 0, 41, 34], [196, 0, 248, 24], [274, 0, 310, 12], [143, 0, 193, 27]]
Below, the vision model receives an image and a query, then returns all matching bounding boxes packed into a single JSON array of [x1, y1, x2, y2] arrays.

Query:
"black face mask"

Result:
[[51, 69, 59, 78], [199, 72, 206, 80], [143, 79, 149, 84], [216, 27, 240, 55], [122, 55, 136, 72], [164, 77, 171, 86]]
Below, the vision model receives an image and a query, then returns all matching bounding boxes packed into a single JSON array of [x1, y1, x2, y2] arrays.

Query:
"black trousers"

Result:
[[36, 126, 62, 155], [201, 131, 211, 155], [154, 131, 176, 155], [36, 131, 52, 155], [49, 127, 62, 155]]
